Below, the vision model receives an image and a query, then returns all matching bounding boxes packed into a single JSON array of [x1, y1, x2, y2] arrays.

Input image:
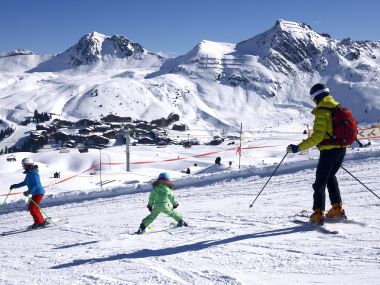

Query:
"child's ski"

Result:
[[132, 222, 189, 235], [1, 218, 63, 236]]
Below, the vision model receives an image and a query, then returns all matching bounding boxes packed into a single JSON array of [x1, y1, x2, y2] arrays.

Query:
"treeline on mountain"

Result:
[[0, 127, 14, 141], [21, 110, 52, 125]]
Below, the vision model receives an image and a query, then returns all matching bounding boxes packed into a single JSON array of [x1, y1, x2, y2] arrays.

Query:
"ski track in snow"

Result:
[[0, 157, 380, 284]]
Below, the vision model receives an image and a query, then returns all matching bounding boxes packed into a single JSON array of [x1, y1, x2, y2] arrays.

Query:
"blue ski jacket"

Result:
[[13, 166, 45, 195]]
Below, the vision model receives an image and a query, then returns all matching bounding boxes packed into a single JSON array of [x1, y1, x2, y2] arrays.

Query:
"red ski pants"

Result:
[[28, 194, 44, 225]]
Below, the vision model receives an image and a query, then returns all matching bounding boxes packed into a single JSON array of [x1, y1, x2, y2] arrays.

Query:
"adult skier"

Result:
[[9, 158, 47, 228], [286, 83, 349, 224], [136, 172, 188, 234]]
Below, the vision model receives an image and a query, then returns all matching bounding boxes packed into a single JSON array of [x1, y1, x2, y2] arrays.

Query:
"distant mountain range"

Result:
[[0, 20, 379, 142]]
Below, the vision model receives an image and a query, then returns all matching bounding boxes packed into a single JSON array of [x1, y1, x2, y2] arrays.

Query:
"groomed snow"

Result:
[[0, 138, 379, 284]]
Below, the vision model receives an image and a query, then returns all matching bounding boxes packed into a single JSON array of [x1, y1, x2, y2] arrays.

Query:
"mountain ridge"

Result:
[[28, 32, 164, 72], [0, 20, 379, 144]]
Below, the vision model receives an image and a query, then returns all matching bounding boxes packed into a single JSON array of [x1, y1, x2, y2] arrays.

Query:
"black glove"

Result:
[[9, 184, 16, 190], [286, 144, 300, 153], [147, 205, 153, 212], [23, 191, 29, 197], [172, 203, 179, 209]]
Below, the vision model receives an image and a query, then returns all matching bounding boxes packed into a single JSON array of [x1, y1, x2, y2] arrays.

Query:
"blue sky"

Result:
[[1, 0, 379, 56]]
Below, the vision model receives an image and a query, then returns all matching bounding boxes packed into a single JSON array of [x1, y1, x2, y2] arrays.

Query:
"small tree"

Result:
[[34, 110, 39, 123]]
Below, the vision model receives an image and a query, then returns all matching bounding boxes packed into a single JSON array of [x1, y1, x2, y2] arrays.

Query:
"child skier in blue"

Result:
[[136, 172, 188, 234], [10, 158, 47, 228]]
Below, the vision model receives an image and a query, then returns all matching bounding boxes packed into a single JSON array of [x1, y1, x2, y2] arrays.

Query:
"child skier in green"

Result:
[[136, 172, 188, 234]]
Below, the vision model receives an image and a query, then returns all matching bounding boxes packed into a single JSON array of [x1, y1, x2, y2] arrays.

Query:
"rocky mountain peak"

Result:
[[236, 20, 331, 73], [59, 32, 154, 66]]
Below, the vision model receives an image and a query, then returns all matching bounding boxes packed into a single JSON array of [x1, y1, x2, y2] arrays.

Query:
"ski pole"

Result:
[[249, 152, 288, 208], [0, 189, 12, 212], [340, 165, 380, 200], [28, 196, 58, 226]]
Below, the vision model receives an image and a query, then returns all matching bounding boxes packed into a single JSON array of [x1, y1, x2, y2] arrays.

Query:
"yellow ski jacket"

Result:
[[298, 95, 346, 151]]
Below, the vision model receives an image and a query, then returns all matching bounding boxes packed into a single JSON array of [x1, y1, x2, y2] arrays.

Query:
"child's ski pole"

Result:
[[0, 189, 13, 212], [28, 196, 57, 226]]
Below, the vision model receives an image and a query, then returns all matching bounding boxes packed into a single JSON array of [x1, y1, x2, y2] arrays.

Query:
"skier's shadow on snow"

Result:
[[51, 225, 312, 269]]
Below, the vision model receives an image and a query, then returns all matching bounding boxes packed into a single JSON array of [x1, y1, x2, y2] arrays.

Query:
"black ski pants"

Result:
[[312, 147, 346, 211]]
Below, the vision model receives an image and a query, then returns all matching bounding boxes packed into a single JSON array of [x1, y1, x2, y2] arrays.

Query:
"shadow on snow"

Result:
[[51, 224, 312, 269]]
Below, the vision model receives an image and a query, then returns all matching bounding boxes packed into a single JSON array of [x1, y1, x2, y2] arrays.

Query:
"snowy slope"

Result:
[[0, 100, 379, 285], [0, 152, 379, 284]]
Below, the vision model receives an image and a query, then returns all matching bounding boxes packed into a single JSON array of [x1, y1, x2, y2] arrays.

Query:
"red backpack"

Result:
[[319, 105, 358, 147]]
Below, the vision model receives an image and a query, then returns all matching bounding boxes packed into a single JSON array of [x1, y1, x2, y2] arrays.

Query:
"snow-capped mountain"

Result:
[[0, 20, 379, 140], [236, 20, 331, 73], [31, 32, 165, 72], [148, 20, 380, 124]]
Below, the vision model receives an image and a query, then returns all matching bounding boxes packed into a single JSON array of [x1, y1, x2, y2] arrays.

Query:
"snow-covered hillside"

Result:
[[0, 19, 379, 142]]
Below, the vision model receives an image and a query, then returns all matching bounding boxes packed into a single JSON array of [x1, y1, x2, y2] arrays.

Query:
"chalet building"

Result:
[[151, 118, 169, 127], [78, 128, 92, 135], [135, 122, 156, 131], [64, 140, 77, 148], [55, 119, 74, 128], [151, 113, 180, 127], [75, 119, 99, 128], [53, 131, 70, 143], [137, 137, 156, 144], [172, 123, 188, 131], [103, 130, 116, 139], [86, 135, 109, 146], [101, 114, 132, 123], [94, 124, 111, 132], [69, 134, 87, 144], [36, 124, 51, 132], [30, 130, 47, 140]]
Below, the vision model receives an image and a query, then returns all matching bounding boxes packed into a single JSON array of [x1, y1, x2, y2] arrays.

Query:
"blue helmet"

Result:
[[158, 172, 170, 181]]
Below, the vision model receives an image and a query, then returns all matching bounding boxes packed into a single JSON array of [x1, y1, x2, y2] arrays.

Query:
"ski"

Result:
[[294, 210, 364, 226], [132, 222, 189, 235], [1, 218, 64, 237], [293, 218, 339, 235], [165, 222, 190, 235], [2, 223, 53, 236]]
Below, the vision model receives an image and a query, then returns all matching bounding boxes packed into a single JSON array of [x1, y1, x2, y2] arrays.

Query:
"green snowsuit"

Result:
[[141, 180, 182, 227]]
